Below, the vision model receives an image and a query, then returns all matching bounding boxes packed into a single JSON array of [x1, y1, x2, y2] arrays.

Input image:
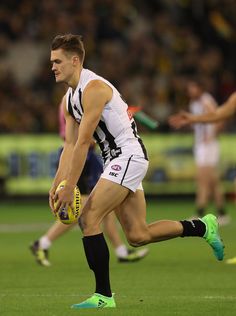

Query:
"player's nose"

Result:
[[51, 64, 57, 72]]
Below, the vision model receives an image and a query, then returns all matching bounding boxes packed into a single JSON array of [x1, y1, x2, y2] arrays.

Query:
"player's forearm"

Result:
[[66, 141, 90, 188], [190, 112, 223, 123], [192, 104, 234, 123], [188, 94, 236, 124]]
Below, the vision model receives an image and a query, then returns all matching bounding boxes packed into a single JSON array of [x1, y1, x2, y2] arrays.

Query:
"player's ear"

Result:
[[72, 56, 80, 66]]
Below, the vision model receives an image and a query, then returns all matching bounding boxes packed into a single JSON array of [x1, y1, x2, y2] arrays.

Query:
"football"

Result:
[[54, 180, 81, 224]]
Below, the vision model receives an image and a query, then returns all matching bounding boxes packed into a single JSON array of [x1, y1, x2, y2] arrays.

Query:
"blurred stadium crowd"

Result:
[[1, 0, 236, 133]]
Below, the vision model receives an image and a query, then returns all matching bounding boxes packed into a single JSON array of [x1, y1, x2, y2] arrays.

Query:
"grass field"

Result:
[[0, 199, 235, 316]]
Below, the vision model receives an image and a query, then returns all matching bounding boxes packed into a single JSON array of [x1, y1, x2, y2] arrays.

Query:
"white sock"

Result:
[[39, 236, 52, 250], [115, 244, 128, 258]]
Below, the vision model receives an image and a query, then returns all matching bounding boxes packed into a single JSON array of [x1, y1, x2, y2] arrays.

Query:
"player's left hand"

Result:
[[54, 185, 74, 213], [49, 185, 58, 215]]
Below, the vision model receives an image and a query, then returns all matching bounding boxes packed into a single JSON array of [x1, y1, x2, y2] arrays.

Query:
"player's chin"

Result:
[[55, 76, 62, 82]]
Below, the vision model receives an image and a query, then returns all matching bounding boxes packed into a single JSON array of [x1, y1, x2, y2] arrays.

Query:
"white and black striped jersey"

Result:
[[65, 68, 148, 163], [189, 92, 217, 144]]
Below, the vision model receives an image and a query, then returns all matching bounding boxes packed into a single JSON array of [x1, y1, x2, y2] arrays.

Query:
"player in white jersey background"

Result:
[[49, 34, 224, 309], [187, 78, 229, 225], [169, 89, 236, 265]]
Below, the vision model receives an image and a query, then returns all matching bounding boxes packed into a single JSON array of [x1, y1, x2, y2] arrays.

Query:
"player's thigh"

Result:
[[196, 166, 210, 184], [81, 194, 88, 205], [115, 189, 148, 240], [80, 178, 129, 230], [208, 166, 220, 182]]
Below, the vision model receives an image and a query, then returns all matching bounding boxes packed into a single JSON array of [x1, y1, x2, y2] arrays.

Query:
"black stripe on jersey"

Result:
[[73, 104, 83, 117], [98, 120, 122, 160], [98, 120, 116, 148], [93, 131, 107, 162], [68, 94, 76, 120], [79, 89, 83, 111], [121, 155, 133, 185], [131, 121, 148, 161]]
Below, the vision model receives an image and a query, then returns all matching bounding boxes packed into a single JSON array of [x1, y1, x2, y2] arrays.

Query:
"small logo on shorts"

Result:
[[109, 172, 118, 177], [111, 165, 122, 171]]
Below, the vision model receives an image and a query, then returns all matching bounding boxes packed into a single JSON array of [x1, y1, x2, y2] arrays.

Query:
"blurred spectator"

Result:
[[0, 0, 236, 133]]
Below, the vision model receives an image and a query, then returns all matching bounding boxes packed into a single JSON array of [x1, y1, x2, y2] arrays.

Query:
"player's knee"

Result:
[[78, 214, 90, 233], [78, 213, 99, 234], [126, 230, 150, 247]]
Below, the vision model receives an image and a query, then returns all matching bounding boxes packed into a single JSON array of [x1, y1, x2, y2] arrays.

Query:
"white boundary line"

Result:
[[0, 223, 51, 233], [0, 223, 81, 233], [0, 294, 236, 300]]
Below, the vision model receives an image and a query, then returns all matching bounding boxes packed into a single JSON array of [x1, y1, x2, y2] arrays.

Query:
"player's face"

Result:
[[187, 82, 202, 99], [50, 49, 78, 84]]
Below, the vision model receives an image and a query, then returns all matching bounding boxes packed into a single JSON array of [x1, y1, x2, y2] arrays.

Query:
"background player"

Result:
[[169, 90, 236, 264], [169, 91, 236, 126], [184, 78, 229, 225]]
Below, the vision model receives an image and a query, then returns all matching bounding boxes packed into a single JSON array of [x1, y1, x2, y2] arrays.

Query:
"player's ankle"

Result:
[[180, 220, 206, 237], [39, 236, 52, 250], [115, 244, 128, 258]]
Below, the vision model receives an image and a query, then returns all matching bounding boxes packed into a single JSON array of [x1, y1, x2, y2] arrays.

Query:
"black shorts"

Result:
[[77, 159, 92, 195], [57, 147, 103, 195]]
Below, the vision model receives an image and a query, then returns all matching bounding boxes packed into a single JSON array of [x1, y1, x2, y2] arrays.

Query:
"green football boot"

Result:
[[29, 240, 51, 267], [71, 293, 116, 309], [200, 214, 224, 261]]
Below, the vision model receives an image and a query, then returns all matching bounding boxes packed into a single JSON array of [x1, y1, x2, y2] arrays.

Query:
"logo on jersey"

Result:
[[111, 165, 122, 171], [110, 148, 122, 158]]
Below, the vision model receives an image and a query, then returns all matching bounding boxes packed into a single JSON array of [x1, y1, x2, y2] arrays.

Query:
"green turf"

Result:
[[0, 199, 235, 316]]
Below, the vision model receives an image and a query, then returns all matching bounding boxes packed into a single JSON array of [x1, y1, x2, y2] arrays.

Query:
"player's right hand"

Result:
[[168, 111, 193, 129]]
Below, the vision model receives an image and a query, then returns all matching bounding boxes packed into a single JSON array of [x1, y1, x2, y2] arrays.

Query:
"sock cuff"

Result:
[[180, 220, 206, 237], [83, 233, 104, 241], [115, 244, 128, 258], [39, 236, 51, 250]]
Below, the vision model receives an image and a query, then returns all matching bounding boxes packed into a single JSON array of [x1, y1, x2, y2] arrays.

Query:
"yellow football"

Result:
[[54, 180, 81, 224]]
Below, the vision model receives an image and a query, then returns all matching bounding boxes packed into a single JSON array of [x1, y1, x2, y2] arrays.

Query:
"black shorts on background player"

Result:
[[57, 147, 103, 195]]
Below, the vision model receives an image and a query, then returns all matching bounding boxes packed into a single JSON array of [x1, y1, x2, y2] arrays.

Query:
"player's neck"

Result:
[[68, 66, 83, 90]]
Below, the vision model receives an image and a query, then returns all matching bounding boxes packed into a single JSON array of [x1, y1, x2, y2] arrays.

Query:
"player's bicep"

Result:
[[63, 96, 79, 145], [78, 82, 111, 143]]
